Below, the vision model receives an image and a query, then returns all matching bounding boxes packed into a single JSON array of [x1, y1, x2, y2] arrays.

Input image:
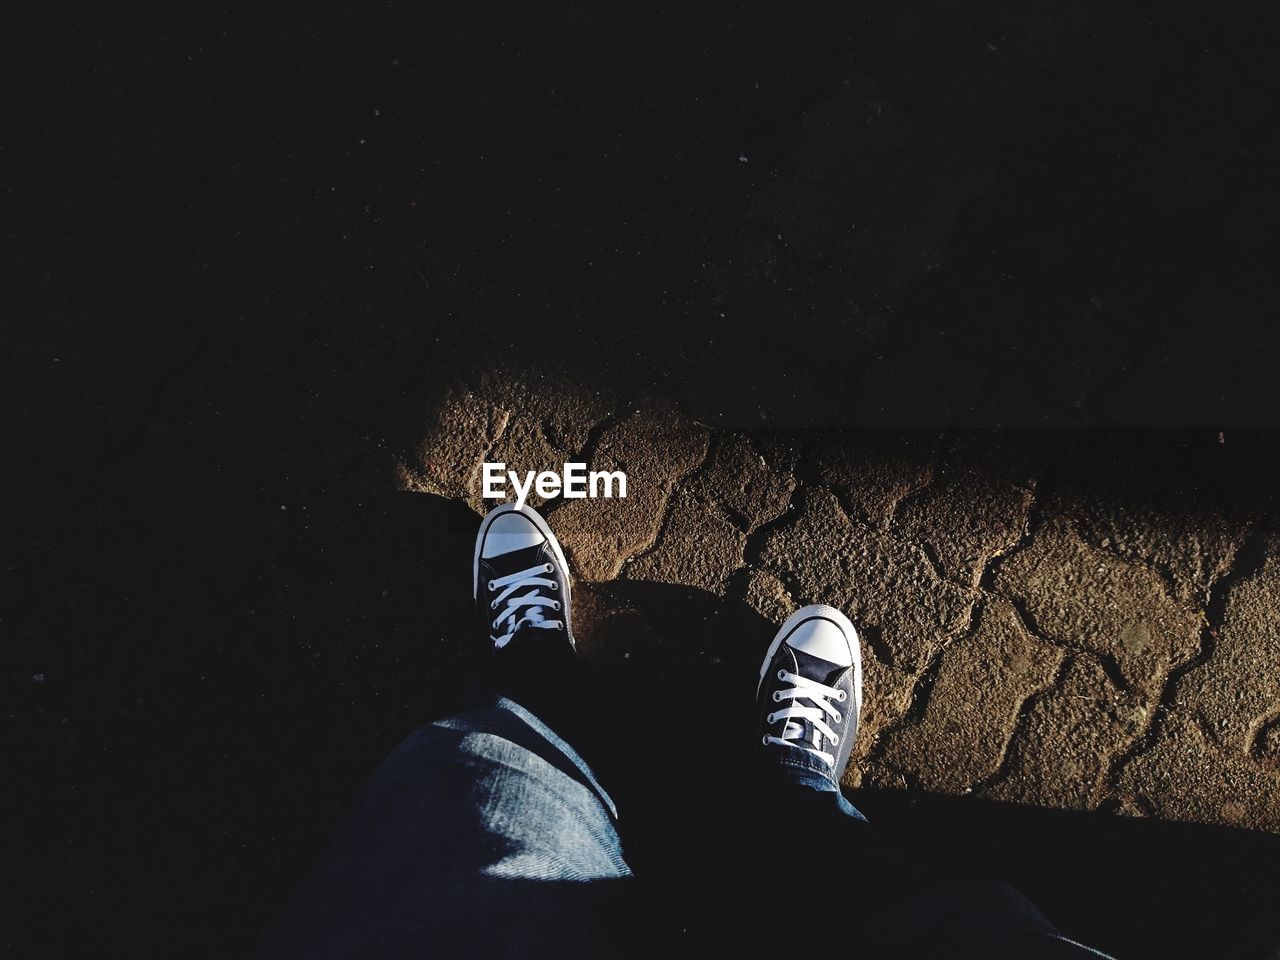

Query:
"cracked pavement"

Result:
[[406, 381, 1280, 834]]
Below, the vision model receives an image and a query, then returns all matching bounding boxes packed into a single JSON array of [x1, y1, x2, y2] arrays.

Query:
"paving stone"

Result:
[[473, 364, 619, 453], [876, 597, 1064, 794], [741, 567, 797, 625], [894, 466, 1033, 587], [848, 655, 921, 788], [1116, 711, 1280, 833], [399, 386, 507, 498], [466, 411, 569, 513], [682, 433, 795, 533], [552, 407, 709, 581], [1051, 475, 1250, 606], [625, 490, 746, 595], [994, 516, 1202, 695], [398, 382, 590, 513], [751, 431, 803, 478], [402, 391, 1278, 836], [1257, 715, 1280, 770], [757, 487, 976, 673], [1171, 535, 1280, 753], [985, 654, 1149, 809], [811, 430, 941, 528]]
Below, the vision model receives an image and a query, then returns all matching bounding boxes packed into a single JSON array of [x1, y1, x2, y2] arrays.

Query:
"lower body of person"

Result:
[[265, 503, 1114, 958]]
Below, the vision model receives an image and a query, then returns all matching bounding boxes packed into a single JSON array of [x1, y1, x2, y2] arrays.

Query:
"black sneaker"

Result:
[[755, 604, 862, 783], [473, 503, 575, 651]]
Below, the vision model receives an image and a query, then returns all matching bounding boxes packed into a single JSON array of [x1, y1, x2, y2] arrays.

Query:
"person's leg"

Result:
[[265, 505, 634, 960], [733, 604, 1114, 959]]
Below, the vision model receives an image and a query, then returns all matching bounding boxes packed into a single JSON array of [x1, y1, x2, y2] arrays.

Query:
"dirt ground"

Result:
[[5, 1, 1280, 957]]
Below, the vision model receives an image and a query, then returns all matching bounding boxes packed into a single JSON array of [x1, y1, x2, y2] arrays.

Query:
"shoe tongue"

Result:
[[774, 647, 842, 754]]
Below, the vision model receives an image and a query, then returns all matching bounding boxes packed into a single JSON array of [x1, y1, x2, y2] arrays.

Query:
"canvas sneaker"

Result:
[[755, 604, 862, 783], [473, 503, 574, 651]]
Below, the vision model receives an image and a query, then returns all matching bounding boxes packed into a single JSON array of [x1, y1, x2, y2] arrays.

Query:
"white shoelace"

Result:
[[488, 562, 563, 648], [763, 669, 847, 767]]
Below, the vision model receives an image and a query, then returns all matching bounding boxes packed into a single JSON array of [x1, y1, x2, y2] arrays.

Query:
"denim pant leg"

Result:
[[733, 758, 1115, 959], [264, 686, 634, 959]]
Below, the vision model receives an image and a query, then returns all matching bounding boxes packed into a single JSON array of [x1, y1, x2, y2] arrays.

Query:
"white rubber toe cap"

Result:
[[786, 616, 855, 666], [480, 510, 546, 558]]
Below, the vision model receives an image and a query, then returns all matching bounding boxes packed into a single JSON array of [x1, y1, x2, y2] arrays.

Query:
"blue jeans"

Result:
[[265, 647, 1113, 958]]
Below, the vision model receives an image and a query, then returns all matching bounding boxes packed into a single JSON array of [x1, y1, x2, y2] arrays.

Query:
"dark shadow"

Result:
[[852, 791, 1280, 960], [567, 576, 1280, 960], [8, 2, 1280, 957], [10, 476, 1280, 960]]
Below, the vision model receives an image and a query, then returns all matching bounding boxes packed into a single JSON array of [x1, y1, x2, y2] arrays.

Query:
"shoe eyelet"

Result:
[[487, 580, 496, 591], [552, 600, 561, 611], [837, 690, 847, 702], [766, 712, 777, 724], [772, 690, 782, 702], [490, 599, 499, 610], [761, 735, 771, 746], [549, 582, 559, 591], [833, 712, 842, 724], [543, 563, 553, 573], [777, 669, 786, 681]]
